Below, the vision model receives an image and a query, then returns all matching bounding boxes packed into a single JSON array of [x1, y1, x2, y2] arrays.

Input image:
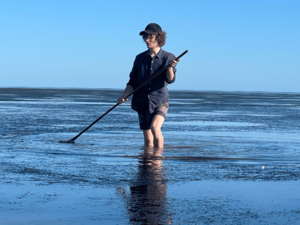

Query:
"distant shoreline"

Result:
[[0, 87, 299, 94]]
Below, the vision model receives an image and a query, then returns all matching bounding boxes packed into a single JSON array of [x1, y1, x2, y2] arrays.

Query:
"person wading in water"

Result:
[[118, 23, 179, 149]]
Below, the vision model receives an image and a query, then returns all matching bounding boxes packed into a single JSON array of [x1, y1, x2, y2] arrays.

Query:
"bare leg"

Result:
[[143, 129, 154, 147], [150, 115, 165, 149]]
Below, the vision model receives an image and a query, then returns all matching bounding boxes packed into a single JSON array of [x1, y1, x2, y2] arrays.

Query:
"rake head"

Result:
[[59, 139, 75, 144]]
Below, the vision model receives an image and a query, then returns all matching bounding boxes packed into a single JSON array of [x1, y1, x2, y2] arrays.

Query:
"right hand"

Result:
[[169, 59, 179, 67], [117, 96, 128, 104]]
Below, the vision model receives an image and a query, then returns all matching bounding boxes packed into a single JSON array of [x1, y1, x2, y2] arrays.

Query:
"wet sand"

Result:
[[0, 88, 300, 224]]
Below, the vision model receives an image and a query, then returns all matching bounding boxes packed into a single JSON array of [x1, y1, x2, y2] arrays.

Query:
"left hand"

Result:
[[169, 59, 179, 67]]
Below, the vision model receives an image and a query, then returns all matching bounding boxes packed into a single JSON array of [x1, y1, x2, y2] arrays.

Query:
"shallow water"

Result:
[[0, 88, 300, 224]]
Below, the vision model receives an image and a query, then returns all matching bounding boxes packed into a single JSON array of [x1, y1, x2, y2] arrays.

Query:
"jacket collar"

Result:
[[148, 48, 163, 59]]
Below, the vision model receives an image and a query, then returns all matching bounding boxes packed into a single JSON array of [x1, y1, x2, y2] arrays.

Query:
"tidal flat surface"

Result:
[[0, 88, 300, 224]]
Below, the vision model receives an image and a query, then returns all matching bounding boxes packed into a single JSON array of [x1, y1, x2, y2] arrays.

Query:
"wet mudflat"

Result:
[[0, 88, 300, 224]]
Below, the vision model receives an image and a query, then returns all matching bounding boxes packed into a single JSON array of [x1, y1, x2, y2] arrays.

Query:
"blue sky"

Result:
[[1, 0, 299, 92]]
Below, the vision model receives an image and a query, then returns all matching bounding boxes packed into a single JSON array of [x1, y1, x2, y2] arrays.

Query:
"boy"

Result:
[[118, 23, 178, 149]]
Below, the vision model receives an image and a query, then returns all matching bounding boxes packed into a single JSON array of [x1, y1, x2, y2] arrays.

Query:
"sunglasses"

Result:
[[142, 34, 156, 41]]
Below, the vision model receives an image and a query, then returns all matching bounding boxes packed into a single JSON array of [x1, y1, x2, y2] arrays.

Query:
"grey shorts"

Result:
[[138, 102, 169, 130]]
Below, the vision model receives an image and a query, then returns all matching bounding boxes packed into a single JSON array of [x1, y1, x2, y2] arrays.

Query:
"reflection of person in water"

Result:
[[117, 147, 172, 224]]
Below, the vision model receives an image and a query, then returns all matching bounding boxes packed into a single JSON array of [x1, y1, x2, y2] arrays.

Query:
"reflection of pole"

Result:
[[118, 147, 172, 224]]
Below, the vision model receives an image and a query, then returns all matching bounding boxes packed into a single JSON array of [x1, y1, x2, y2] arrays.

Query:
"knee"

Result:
[[151, 126, 161, 137]]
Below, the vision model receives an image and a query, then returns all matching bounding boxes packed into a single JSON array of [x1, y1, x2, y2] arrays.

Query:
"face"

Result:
[[142, 34, 159, 49]]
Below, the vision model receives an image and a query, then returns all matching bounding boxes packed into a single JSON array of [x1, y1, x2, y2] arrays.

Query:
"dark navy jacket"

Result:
[[127, 49, 176, 113]]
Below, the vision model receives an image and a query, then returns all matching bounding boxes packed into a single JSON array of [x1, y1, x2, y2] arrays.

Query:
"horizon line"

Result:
[[0, 86, 299, 94]]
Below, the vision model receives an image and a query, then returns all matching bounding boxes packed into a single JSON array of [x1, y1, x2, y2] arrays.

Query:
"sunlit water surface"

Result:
[[1, 88, 300, 224]]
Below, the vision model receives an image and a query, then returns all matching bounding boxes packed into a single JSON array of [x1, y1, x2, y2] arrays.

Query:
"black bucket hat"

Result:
[[139, 23, 162, 35]]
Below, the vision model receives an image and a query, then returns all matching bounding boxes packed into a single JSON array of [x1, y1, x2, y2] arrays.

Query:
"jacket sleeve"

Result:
[[165, 54, 176, 84], [127, 56, 138, 89]]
